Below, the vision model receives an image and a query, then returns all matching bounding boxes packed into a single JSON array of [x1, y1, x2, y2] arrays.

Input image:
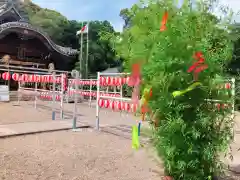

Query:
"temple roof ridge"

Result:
[[0, 0, 79, 57], [0, 21, 79, 56]]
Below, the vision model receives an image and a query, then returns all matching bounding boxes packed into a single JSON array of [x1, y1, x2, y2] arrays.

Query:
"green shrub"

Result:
[[109, 0, 235, 179]]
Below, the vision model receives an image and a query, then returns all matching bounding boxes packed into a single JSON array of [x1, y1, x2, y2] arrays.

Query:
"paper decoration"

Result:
[[188, 52, 208, 81], [132, 125, 140, 150], [140, 87, 153, 121], [128, 63, 141, 87], [160, 11, 168, 31], [2, 72, 10, 80], [172, 82, 202, 97], [12, 73, 20, 81]]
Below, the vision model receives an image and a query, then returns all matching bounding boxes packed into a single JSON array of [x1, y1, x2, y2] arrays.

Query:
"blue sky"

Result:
[[32, 0, 240, 32], [32, 0, 139, 32]]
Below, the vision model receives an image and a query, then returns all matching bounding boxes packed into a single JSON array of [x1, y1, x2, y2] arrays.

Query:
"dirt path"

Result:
[[0, 130, 162, 180]]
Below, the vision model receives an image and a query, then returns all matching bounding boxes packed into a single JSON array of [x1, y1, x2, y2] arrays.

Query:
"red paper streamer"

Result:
[[160, 11, 168, 32], [128, 63, 142, 105], [188, 52, 208, 81]]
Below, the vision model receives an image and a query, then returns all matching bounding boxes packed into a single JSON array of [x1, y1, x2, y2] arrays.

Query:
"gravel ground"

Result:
[[0, 102, 53, 125], [1, 101, 240, 179], [0, 130, 162, 180]]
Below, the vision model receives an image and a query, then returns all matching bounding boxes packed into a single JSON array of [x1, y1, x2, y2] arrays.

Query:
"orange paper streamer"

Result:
[[128, 63, 142, 104], [160, 11, 168, 32]]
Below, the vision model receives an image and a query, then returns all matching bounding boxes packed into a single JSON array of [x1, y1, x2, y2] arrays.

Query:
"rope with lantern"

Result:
[[0, 71, 67, 102]]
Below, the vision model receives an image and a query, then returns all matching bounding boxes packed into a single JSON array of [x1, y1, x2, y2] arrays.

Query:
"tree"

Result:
[[75, 20, 120, 77], [110, 0, 235, 179], [23, 1, 121, 74], [120, 8, 132, 29], [28, 9, 69, 44], [61, 20, 81, 49]]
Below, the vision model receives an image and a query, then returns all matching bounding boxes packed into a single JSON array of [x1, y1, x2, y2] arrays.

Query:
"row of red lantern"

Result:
[[0, 72, 65, 83], [98, 99, 138, 112], [216, 83, 231, 90], [39, 92, 61, 101], [215, 103, 232, 110], [68, 77, 130, 87], [69, 79, 97, 86], [100, 76, 129, 86], [68, 90, 121, 97]]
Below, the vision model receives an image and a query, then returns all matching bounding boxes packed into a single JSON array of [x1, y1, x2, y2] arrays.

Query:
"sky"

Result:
[[32, 0, 240, 32]]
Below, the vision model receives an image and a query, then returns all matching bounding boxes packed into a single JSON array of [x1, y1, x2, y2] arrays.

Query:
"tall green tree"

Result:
[[28, 9, 69, 44], [75, 20, 120, 77]]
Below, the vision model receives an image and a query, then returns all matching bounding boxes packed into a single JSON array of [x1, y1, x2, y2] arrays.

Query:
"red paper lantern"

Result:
[[131, 103, 138, 113], [35, 75, 40, 82], [111, 77, 116, 86], [20, 74, 29, 82], [215, 103, 221, 110], [39, 75, 43, 82], [55, 77, 61, 83], [125, 77, 130, 85], [110, 101, 115, 110], [116, 101, 121, 110], [106, 77, 111, 85], [115, 77, 120, 86], [56, 95, 60, 101], [125, 103, 131, 111], [100, 77, 106, 85], [225, 83, 231, 89], [104, 99, 110, 108], [47, 75, 53, 83], [119, 77, 124, 85], [28, 75, 34, 82], [12, 73, 20, 81], [98, 99, 104, 107], [44, 75, 49, 83], [2, 72, 10, 80]]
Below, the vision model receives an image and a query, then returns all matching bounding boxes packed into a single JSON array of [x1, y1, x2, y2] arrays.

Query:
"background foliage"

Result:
[[22, 1, 121, 75]]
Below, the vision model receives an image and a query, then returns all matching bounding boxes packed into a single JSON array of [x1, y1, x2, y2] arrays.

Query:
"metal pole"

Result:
[[86, 23, 89, 78], [52, 72, 56, 120], [89, 79, 92, 107], [60, 74, 64, 120], [73, 71, 79, 129], [34, 80, 37, 109], [17, 81, 20, 105], [96, 72, 100, 130], [80, 22, 83, 77]]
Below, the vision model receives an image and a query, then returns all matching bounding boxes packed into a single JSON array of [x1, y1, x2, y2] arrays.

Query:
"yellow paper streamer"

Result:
[[132, 125, 140, 149], [172, 82, 202, 97], [140, 87, 151, 106]]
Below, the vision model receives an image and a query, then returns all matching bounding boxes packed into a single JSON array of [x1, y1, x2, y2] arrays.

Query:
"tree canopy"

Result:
[[23, 1, 120, 75]]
